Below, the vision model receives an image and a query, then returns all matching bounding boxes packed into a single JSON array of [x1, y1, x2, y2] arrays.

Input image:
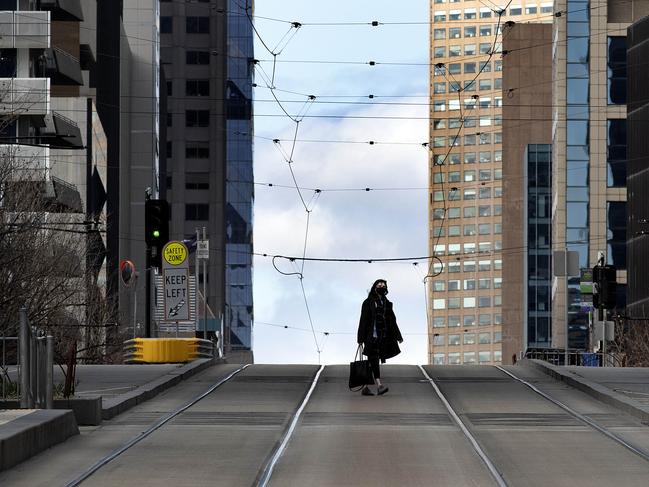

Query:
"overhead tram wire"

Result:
[[241, 0, 324, 363]]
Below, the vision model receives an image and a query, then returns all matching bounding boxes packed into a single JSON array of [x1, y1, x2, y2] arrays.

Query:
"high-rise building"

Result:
[[0, 0, 109, 349], [550, 0, 648, 353], [160, 0, 253, 359], [627, 12, 649, 319], [501, 23, 553, 364], [428, 1, 552, 365]]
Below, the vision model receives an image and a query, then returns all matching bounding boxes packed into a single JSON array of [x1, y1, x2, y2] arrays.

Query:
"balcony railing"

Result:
[[0, 77, 50, 116], [0, 11, 50, 49]]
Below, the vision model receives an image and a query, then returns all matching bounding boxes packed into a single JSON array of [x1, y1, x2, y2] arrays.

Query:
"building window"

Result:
[[433, 317, 445, 328], [464, 207, 476, 218], [463, 297, 476, 308], [608, 37, 626, 105], [463, 333, 476, 345], [478, 351, 491, 364], [185, 172, 210, 190], [166, 141, 172, 158], [607, 119, 626, 187], [186, 16, 210, 33], [186, 50, 211, 65], [449, 27, 461, 39], [479, 313, 491, 325], [161, 16, 173, 33], [463, 352, 476, 364], [433, 335, 445, 346], [448, 316, 461, 327], [464, 315, 476, 326], [448, 353, 461, 365], [607, 201, 626, 269], [480, 25, 492, 36], [448, 297, 461, 309], [186, 141, 210, 158], [166, 81, 173, 96], [479, 333, 491, 344], [434, 47, 446, 58], [186, 110, 210, 127], [185, 204, 209, 220], [186, 79, 210, 97], [448, 334, 461, 346], [448, 280, 461, 291], [434, 28, 446, 40], [465, 26, 476, 37], [478, 296, 491, 307], [478, 278, 490, 289]]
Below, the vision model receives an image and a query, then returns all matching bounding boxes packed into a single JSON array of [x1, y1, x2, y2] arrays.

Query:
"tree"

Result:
[[0, 144, 121, 397]]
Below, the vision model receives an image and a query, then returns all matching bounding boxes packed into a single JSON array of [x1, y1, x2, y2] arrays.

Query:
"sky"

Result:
[[251, 1, 430, 365]]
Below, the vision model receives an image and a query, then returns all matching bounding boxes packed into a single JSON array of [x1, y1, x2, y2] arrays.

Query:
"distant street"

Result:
[[2, 363, 649, 486]]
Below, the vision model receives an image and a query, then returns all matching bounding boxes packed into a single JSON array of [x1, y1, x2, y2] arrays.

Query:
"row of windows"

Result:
[[433, 277, 503, 292], [161, 16, 210, 34], [166, 173, 210, 191], [434, 132, 503, 147], [168, 110, 211, 128], [433, 79, 502, 93], [433, 97, 503, 111], [433, 117, 503, 130], [433, 295, 502, 310], [167, 80, 211, 97], [433, 150, 502, 165], [433, 259, 503, 274], [433, 170, 502, 183], [166, 142, 210, 159], [434, 25, 501, 40], [432, 187, 503, 202], [433, 260, 503, 275], [433, 331, 503, 346], [433, 314, 502, 328], [432, 223, 503, 238], [434, 61, 503, 77], [433, 241, 503, 255], [435, 44, 504, 58], [433, 4, 551, 21], [432, 351, 503, 365]]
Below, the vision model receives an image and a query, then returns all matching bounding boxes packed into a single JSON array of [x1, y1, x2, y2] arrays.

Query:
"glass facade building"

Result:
[[526, 145, 552, 348], [225, 0, 254, 351]]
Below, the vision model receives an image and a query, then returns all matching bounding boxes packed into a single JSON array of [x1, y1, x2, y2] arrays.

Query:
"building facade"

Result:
[[428, 1, 552, 365], [160, 0, 253, 356], [550, 0, 648, 351], [501, 23, 553, 364], [626, 14, 649, 319]]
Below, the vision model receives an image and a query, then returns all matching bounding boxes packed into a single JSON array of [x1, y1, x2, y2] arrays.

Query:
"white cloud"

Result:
[[253, 102, 430, 365]]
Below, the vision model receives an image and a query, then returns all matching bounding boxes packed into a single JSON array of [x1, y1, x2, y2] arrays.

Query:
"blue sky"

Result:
[[252, 1, 430, 364]]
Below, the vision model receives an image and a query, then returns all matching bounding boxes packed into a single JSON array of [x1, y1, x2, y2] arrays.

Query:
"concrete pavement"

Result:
[[2, 362, 649, 486]]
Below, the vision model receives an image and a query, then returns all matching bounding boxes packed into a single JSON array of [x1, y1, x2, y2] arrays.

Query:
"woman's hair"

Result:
[[367, 279, 388, 298]]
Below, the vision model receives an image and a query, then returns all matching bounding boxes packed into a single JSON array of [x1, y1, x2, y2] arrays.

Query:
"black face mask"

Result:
[[376, 288, 387, 296]]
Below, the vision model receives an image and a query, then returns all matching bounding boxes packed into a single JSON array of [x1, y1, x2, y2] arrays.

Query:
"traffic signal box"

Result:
[[593, 264, 617, 310], [145, 199, 169, 268]]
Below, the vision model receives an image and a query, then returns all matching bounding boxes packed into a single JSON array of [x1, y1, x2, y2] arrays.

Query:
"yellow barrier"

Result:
[[123, 338, 214, 364]]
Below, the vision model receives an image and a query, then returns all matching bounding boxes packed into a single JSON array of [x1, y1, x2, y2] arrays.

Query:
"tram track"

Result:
[[61, 363, 325, 487], [420, 364, 649, 487]]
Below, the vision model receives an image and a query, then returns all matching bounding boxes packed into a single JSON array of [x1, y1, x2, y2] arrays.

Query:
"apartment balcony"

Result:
[[41, 47, 83, 85], [37, 111, 83, 149], [39, 0, 83, 22], [0, 11, 50, 49], [0, 77, 50, 116]]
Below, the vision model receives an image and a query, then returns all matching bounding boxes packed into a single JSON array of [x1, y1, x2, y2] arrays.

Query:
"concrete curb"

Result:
[[0, 398, 102, 426], [0, 409, 79, 472], [522, 359, 649, 422], [102, 357, 225, 420]]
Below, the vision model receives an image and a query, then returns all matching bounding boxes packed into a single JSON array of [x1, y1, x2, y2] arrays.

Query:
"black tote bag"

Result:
[[349, 345, 374, 391]]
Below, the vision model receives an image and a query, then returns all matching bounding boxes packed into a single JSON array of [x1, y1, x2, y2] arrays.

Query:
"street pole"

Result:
[[45, 336, 53, 409], [564, 250, 569, 366], [145, 245, 151, 338], [196, 228, 200, 336], [19, 307, 31, 408], [203, 226, 207, 340]]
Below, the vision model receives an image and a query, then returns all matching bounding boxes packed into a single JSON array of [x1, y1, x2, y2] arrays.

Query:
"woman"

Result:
[[357, 279, 403, 396]]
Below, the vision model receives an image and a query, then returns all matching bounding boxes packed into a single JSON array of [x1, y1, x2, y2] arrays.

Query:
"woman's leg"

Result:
[[370, 356, 381, 386]]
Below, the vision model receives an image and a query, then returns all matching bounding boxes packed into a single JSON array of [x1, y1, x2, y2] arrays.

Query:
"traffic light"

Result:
[[145, 199, 169, 248], [593, 264, 617, 310]]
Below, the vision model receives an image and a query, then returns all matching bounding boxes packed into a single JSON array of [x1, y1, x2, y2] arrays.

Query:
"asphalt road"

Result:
[[2, 363, 649, 487]]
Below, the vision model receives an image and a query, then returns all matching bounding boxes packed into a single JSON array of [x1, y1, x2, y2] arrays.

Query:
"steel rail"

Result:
[[255, 364, 325, 487], [418, 365, 509, 487], [495, 365, 649, 463], [64, 363, 251, 487]]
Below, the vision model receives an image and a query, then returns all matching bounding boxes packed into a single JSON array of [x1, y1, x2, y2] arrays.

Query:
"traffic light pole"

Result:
[[145, 243, 151, 338]]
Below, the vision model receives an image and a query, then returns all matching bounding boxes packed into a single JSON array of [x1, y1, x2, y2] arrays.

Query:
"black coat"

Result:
[[357, 296, 403, 362]]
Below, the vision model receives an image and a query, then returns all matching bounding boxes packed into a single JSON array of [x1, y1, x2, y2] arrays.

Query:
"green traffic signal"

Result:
[[153, 230, 160, 238]]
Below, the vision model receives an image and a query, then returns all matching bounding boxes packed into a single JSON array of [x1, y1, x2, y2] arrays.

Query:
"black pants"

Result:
[[368, 355, 380, 380]]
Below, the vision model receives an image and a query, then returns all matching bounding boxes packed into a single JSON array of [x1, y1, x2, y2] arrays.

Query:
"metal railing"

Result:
[[13, 307, 54, 408], [524, 349, 623, 367]]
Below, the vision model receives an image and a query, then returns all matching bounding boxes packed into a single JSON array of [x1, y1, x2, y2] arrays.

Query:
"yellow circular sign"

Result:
[[163, 242, 187, 266]]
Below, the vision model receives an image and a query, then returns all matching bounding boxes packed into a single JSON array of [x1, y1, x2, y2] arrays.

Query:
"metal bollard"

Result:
[[19, 307, 31, 408], [46, 336, 53, 409]]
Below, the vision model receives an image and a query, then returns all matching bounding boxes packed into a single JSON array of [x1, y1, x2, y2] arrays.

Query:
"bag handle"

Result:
[[354, 343, 363, 361]]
